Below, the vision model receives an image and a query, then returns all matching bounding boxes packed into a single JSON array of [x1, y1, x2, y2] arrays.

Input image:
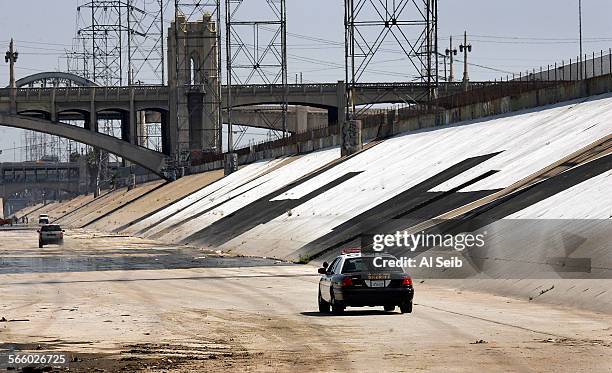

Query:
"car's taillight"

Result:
[[401, 277, 413, 286], [341, 277, 353, 288]]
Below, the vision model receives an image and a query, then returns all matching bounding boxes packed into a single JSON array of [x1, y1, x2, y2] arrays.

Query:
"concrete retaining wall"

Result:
[[191, 74, 612, 174], [397, 74, 612, 134]]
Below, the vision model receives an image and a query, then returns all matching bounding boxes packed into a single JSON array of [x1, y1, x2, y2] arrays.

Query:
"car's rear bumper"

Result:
[[40, 238, 63, 244], [336, 286, 414, 307]]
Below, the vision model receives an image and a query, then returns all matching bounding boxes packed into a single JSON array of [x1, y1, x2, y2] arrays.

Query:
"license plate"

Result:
[[368, 280, 386, 288]]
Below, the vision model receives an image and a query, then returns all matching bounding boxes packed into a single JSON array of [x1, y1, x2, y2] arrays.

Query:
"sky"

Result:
[[1, 0, 612, 160]]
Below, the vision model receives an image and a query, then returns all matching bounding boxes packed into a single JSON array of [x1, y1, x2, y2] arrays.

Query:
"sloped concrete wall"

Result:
[[192, 74, 612, 173], [91, 92, 600, 262]]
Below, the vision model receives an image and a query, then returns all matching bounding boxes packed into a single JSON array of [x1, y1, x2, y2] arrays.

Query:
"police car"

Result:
[[317, 250, 414, 314]]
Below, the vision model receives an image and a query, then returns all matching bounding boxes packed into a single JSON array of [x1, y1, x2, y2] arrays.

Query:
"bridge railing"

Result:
[[1, 85, 170, 101], [2, 82, 486, 97], [231, 83, 338, 90]]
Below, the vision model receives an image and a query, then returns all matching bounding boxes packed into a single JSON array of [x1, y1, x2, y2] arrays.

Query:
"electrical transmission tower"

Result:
[[71, 0, 166, 85], [75, 1, 126, 86], [71, 1, 128, 193], [62, 0, 167, 194], [225, 0, 288, 151], [344, 0, 439, 119]]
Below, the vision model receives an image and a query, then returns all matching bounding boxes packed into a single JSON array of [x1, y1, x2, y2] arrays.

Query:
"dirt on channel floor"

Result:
[[1, 228, 611, 372]]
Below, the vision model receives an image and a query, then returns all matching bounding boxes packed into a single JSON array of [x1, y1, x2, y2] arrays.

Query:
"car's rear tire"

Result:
[[330, 291, 345, 315], [318, 290, 330, 313], [384, 305, 395, 312], [400, 301, 413, 314], [331, 303, 345, 315]]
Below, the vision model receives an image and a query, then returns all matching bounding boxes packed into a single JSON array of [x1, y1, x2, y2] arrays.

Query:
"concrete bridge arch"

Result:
[[13, 72, 97, 88], [0, 113, 168, 178]]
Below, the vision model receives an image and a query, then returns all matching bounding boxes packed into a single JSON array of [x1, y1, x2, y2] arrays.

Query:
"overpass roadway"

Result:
[[0, 75, 481, 177], [6, 72, 455, 110], [0, 161, 84, 197], [1, 181, 80, 197], [0, 82, 472, 118]]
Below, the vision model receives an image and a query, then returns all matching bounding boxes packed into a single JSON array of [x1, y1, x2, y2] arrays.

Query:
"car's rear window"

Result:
[[341, 257, 404, 274], [41, 225, 61, 232]]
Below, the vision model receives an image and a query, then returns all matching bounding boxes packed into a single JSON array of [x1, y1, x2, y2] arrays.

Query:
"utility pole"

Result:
[[445, 36, 457, 82], [459, 31, 472, 90], [5, 38, 18, 113], [579, 0, 583, 79]]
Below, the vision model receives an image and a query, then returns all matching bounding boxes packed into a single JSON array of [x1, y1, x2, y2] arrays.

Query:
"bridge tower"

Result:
[[168, 12, 221, 159]]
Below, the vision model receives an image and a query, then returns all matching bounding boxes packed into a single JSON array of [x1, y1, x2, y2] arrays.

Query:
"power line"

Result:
[[460, 34, 612, 42], [466, 38, 612, 45]]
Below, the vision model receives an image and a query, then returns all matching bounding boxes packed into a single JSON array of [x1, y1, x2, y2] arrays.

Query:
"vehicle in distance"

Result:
[[38, 214, 50, 225], [38, 224, 64, 248], [318, 252, 414, 314]]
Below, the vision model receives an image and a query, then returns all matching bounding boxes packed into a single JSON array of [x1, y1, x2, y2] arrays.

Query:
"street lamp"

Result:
[[5, 38, 18, 88]]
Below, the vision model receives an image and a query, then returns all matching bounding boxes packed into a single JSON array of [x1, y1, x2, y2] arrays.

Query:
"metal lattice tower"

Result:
[[72, 1, 125, 191], [225, 0, 288, 151], [76, 1, 126, 86], [128, 0, 167, 85], [72, 0, 165, 85], [22, 127, 80, 163], [60, 1, 168, 192], [67, 0, 167, 145], [344, 0, 438, 119]]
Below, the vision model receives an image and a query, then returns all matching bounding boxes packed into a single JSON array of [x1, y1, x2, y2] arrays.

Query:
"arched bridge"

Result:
[[1, 72, 171, 178], [5, 72, 470, 111], [15, 71, 97, 88], [0, 71, 481, 177], [2, 78, 464, 116], [0, 113, 169, 177]]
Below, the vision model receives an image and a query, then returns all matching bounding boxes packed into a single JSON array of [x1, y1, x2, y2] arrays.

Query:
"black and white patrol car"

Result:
[[317, 251, 414, 314]]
